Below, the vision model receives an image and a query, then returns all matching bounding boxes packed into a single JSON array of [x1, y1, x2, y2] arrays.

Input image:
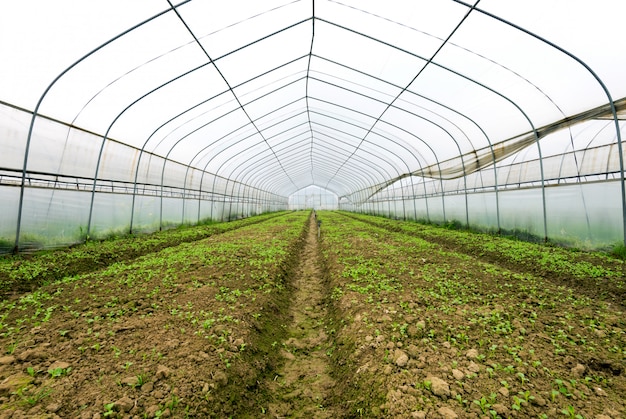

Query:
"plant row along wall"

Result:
[[0, 211, 309, 418], [318, 211, 625, 418], [0, 211, 289, 298]]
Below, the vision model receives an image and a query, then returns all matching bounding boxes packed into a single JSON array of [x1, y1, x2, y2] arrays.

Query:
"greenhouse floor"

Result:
[[0, 211, 624, 418]]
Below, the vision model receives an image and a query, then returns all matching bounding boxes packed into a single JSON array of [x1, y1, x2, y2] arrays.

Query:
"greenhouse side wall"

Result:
[[342, 181, 624, 249], [0, 103, 288, 253]]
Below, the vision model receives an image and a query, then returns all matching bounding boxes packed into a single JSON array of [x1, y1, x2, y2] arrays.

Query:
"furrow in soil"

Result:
[[266, 214, 336, 418]]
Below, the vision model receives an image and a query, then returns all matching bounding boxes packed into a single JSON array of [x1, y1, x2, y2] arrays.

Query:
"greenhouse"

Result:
[[1, 0, 625, 253], [0, 1, 625, 418]]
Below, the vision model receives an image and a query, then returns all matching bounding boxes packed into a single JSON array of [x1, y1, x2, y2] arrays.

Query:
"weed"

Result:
[[610, 243, 626, 260], [20, 386, 52, 406], [135, 374, 148, 388]]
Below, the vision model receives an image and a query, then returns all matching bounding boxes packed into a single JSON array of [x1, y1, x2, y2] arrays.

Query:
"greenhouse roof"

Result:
[[1, 0, 625, 201]]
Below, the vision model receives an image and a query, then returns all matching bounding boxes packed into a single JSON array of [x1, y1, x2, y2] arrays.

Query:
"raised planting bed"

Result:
[[0, 211, 308, 418], [341, 211, 625, 309], [319, 211, 625, 418], [0, 211, 289, 297]]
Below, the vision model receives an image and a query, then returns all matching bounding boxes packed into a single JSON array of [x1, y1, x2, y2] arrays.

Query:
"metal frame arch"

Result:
[[247, 148, 379, 208], [125, 11, 319, 225], [316, 11, 549, 237], [238, 129, 386, 194], [308, 117, 420, 186], [154, 78, 313, 226], [13, 2, 191, 251], [455, 0, 626, 244], [234, 136, 375, 196], [310, 55, 504, 228], [310, 116, 436, 220], [87, 60, 217, 235], [191, 116, 310, 222], [167, 0, 301, 193]]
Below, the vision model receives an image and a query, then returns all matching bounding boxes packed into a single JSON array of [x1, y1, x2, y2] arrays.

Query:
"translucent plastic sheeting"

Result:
[[1, 0, 626, 251], [342, 181, 624, 248], [288, 185, 339, 210]]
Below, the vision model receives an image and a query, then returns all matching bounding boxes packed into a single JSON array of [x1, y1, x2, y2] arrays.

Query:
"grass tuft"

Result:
[[610, 243, 626, 260]]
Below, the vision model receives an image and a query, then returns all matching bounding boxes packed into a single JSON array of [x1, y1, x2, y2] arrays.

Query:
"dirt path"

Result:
[[266, 214, 337, 418]]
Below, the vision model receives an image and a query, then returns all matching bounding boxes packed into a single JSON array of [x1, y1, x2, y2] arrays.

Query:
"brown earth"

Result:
[[0, 210, 624, 418], [265, 214, 338, 418]]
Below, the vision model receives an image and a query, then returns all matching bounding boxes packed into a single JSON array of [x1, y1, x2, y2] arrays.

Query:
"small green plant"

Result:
[[21, 386, 53, 406], [423, 380, 432, 391], [551, 389, 560, 402], [165, 393, 180, 411], [48, 366, 71, 378], [112, 346, 122, 358], [610, 243, 626, 260], [473, 396, 491, 414], [518, 390, 535, 403], [554, 379, 572, 398], [6, 341, 18, 354], [561, 405, 583, 419], [103, 402, 116, 417], [135, 374, 147, 388]]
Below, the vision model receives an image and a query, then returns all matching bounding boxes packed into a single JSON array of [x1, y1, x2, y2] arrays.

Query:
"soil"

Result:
[[319, 211, 625, 418], [0, 210, 624, 418], [265, 214, 337, 418]]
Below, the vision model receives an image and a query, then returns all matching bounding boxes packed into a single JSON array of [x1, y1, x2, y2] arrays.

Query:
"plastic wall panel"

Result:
[[545, 181, 623, 247], [18, 188, 90, 247], [159, 196, 184, 228], [135, 154, 168, 187], [90, 192, 132, 238], [288, 186, 339, 210], [57, 129, 105, 178], [28, 118, 89, 175], [484, 188, 546, 238], [182, 198, 198, 225], [131, 195, 161, 233], [443, 194, 468, 224], [160, 160, 191, 189], [198, 200, 214, 222], [98, 141, 141, 183], [466, 191, 498, 231], [0, 187, 19, 252]]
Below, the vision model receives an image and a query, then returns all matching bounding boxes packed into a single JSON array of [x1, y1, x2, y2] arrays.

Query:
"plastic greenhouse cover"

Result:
[[1, 0, 625, 250]]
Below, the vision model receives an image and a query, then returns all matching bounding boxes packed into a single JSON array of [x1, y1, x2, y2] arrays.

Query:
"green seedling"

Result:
[[511, 395, 523, 411], [473, 396, 491, 414], [561, 405, 583, 419], [135, 374, 147, 387], [103, 402, 116, 417], [21, 386, 52, 406], [48, 367, 71, 378]]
